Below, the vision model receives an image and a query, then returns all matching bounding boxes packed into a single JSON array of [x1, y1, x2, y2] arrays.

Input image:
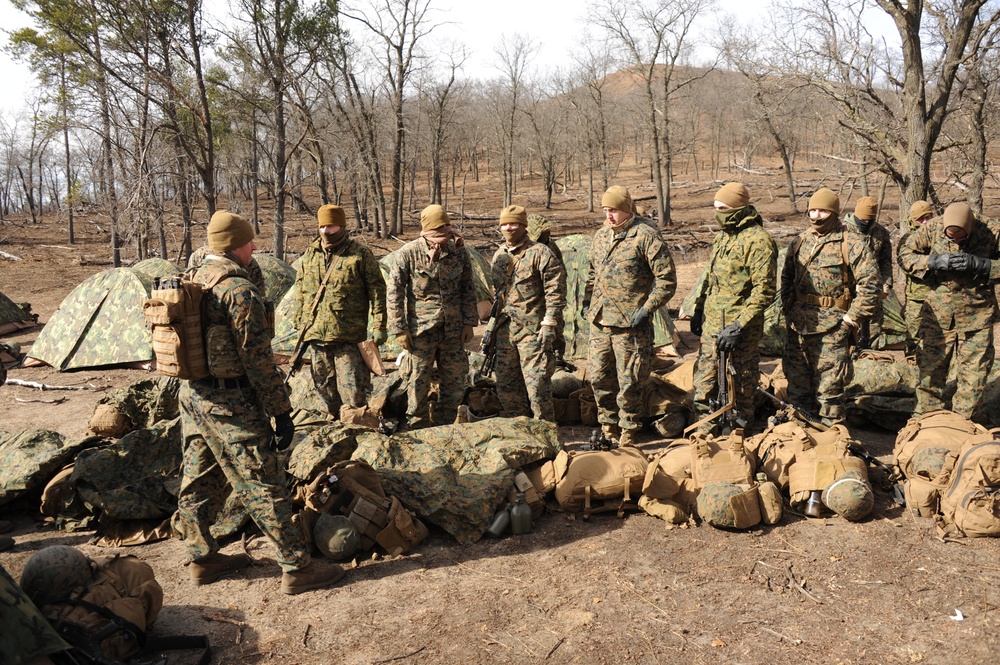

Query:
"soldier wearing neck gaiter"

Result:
[[843, 196, 894, 347], [780, 188, 880, 426]]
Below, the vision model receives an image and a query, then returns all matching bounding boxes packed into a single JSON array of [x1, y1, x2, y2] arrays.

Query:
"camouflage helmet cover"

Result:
[[696, 481, 744, 528], [822, 471, 875, 522], [20, 545, 94, 605], [909, 446, 953, 480], [526, 213, 551, 241], [314, 513, 361, 561]]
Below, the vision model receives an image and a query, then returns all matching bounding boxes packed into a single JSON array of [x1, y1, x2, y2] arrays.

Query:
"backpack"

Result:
[[893, 410, 988, 517], [142, 272, 231, 380], [553, 447, 648, 518], [936, 429, 1000, 538]]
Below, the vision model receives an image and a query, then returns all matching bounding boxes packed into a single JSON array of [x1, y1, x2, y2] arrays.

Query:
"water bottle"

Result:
[[486, 505, 511, 538], [510, 492, 533, 535], [804, 490, 824, 517]]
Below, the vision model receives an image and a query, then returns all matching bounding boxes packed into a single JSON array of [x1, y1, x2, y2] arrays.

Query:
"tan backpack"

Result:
[[143, 273, 229, 380], [786, 424, 869, 506], [936, 429, 1000, 538], [893, 410, 988, 517], [553, 447, 648, 518]]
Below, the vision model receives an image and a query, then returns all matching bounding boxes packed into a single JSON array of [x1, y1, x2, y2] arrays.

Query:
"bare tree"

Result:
[[490, 34, 536, 208]]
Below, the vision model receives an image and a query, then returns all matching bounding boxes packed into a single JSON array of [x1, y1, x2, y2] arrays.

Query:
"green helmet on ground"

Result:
[[314, 513, 361, 561], [696, 481, 744, 528], [822, 472, 875, 521], [20, 545, 94, 605], [909, 446, 953, 480]]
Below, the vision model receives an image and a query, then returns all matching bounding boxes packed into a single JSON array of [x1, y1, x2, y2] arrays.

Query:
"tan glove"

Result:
[[461, 325, 474, 345], [396, 332, 412, 351], [538, 325, 556, 351]]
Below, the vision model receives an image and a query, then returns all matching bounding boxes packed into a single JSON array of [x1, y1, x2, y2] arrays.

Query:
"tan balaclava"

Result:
[[208, 211, 254, 253], [317, 204, 348, 249], [499, 205, 529, 247], [943, 202, 974, 244], [420, 204, 452, 261], [853, 196, 878, 233], [808, 188, 841, 235]]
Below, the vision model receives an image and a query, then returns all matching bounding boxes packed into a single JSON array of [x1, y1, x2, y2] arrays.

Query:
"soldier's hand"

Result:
[[926, 253, 952, 271], [273, 411, 295, 451], [461, 325, 475, 345], [841, 314, 859, 331], [372, 329, 388, 347], [538, 325, 556, 351], [880, 283, 891, 299], [396, 332, 412, 351], [715, 321, 743, 352], [968, 255, 992, 276], [690, 307, 704, 337], [629, 307, 650, 328], [947, 253, 971, 271]]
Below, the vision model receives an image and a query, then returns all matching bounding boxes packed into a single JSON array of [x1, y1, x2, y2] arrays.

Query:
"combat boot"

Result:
[[0, 535, 13, 552], [189, 552, 251, 586], [618, 429, 638, 448], [0, 519, 11, 533], [281, 562, 346, 595]]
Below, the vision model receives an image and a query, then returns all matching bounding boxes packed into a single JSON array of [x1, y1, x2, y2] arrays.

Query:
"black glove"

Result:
[[715, 321, 744, 352], [950, 253, 992, 276], [926, 253, 952, 271], [629, 307, 650, 328], [273, 412, 295, 451], [690, 308, 704, 337], [970, 255, 992, 276], [947, 253, 971, 271]]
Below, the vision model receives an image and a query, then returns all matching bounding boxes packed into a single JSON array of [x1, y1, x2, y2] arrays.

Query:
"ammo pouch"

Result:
[[786, 425, 869, 506], [507, 471, 546, 520], [346, 493, 429, 555], [690, 430, 755, 489], [205, 325, 245, 378]]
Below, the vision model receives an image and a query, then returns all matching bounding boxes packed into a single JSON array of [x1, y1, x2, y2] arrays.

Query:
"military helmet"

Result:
[[20, 545, 94, 605], [822, 472, 875, 522], [696, 481, 744, 528], [550, 370, 582, 399], [314, 513, 361, 561], [910, 446, 953, 480]]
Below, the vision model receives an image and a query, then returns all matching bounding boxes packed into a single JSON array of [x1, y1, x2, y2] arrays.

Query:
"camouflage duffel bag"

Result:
[[553, 447, 648, 519], [894, 410, 989, 518]]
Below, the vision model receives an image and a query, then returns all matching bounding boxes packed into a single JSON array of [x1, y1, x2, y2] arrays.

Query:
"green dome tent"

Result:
[[254, 254, 296, 304], [131, 258, 182, 281], [25, 268, 155, 370], [0, 289, 36, 336]]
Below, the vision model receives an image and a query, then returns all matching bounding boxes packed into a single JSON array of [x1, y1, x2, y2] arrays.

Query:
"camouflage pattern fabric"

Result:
[[27, 268, 156, 370], [0, 564, 70, 663], [91, 376, 180, 435], [898, 214, 931, 355], [491, 240, 567, 421], [0, 429, 97, 507], [309, 341, 370, 415], [898, 216, 1000, 417], [691, 207, 777, 422], [173, 254, 306, 571], [589, 321, 654, 432], [131, 257, 183, 281], [351, 416, 561, 544], [844, 213, 894, 339], [557, 234, 595, 360], [973, 361, 1000, 427], [843, 353, 918, 429], [0, 288, 36, 335], [781, 222, 880, 422], [294, 236, 386, 344], [253, 253, 297, 304], [402, 327, 468, 428], [286, 422, 359, 482]]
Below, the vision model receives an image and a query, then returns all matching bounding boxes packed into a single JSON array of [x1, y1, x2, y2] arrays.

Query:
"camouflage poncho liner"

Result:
[[352, 417, 562, 544], [0, 430, 100, 507]]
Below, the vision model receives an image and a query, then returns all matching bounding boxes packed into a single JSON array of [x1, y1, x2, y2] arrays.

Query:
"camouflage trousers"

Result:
[[0, 564, 69, 664], [588, 321, 653, 432], [495, 320, 556, 421], [404, 326, 469, 429], [172, 381, 309, 572], [915, 325, 994, 419], [903, 298, 923, 357], [693, 321, 763, 424], [783, 325, 852, 423], [310, 341, 370, 418]]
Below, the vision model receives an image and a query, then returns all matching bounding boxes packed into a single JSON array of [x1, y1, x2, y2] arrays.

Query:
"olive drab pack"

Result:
[[553, 447, 648, 518], [936, 429, 1000, 538], [893, 410, 988, 517], [143, 273, 229, 380]]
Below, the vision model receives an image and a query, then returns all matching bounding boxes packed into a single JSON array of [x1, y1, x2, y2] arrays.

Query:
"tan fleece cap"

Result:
[[808, 188, 841, 215], [318, 204, 346, 228], [208, 211, 254, 252], [943, 202, 974, 234], [714, 182, 750, 208], [499, 204, 528, 226], [910, 200, 934, 220], [854, 196, 878, 221], [420, 204, 450, 231], [601, 185, 632, 212]]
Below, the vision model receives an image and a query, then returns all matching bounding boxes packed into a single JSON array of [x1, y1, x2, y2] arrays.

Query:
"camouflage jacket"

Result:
[[192, 256, 291, 417], [780, 222, 880, 335], [696, 207, 777, 334], [189, 244, 266, 295], [294, 236, 387, 344], [843, 214, 894, 288], [897, 216, 930, 303], [387, 236, 479, 338], [897, 216, 1000, 330], [490, 240, 567, 332], [585, 219, 677, 327]]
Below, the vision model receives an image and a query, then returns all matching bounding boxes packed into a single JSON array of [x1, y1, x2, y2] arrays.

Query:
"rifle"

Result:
[[476, 287, 507, 382], [711, 348, 746, 434], [755, 387, 906, 506], [851, 318, 871, 360]]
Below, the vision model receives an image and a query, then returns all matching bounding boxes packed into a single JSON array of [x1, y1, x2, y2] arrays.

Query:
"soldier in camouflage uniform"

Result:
[[527, 213, 567, 362], [843, 196, 893, 346], [898, 200, 935, 356], [172, 211, 344, 595], [781, 188, 880, 425], [691, 183, 777, 430], [294, 204, 387, 418], [0, 564, 70, 664], [387, 205, 478, 428], [586, 186, 677, 447], [491, 205, 567, 421], [898, 202, 1000, 418]]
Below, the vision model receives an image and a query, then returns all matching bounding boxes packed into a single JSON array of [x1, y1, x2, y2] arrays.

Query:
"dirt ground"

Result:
[[3, 177, 1000, 665]]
